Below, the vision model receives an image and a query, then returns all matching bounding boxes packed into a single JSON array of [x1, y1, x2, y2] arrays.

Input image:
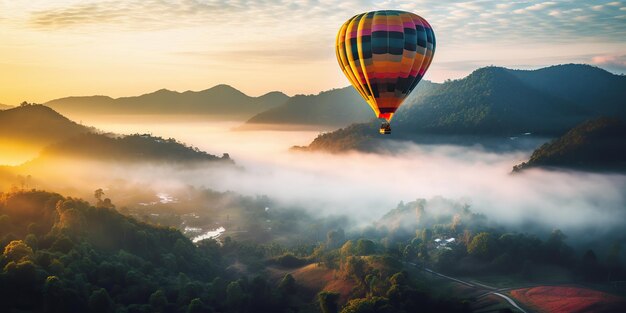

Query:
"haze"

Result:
[[28, 119, 625, 234]]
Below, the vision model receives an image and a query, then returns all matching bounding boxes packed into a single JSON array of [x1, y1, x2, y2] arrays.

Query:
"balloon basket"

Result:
[[379, 123, 391, 135]]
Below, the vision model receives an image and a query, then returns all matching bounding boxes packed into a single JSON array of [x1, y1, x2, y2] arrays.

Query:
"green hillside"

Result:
[[302, 64, 626, 152], [513, 117, 626, 172]]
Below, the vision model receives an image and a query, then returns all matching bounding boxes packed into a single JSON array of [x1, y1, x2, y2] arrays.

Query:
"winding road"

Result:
[[409, 263, 531, 313]]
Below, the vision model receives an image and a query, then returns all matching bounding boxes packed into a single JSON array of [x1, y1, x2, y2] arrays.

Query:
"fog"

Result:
[[73, 119, 626, 233]]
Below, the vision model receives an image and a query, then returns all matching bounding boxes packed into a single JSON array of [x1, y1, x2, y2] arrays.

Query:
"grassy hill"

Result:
[[46, 85, 289, 120], [301, 64, 626, 153], [513, 117, 626, 172]]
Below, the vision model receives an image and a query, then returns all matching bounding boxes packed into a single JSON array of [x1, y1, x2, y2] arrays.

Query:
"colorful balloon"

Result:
[[336, 10, 436, 134]]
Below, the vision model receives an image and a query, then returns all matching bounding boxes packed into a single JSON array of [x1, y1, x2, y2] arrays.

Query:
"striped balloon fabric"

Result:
[[336, 10, 436, 122]]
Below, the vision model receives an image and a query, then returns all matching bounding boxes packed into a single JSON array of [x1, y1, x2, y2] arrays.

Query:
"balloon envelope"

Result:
[[336, 10, 436, 121]]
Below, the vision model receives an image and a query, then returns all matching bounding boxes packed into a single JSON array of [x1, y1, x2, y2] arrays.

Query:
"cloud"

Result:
[[513, 1, 557, 14], [175, 45, 333, 65], [31, 122, 626, 234], [591, 54, 626, 71], [28, 1, 246, 30], [22, 0, 626, 43]]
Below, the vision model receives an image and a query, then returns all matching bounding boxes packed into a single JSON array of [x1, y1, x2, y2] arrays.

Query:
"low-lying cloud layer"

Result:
[[21, 120, 625, 235]]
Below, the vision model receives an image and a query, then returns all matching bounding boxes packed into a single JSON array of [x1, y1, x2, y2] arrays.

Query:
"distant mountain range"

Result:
[[513, 117, 626, 172], [240, 81, 437, 129], [46, 84, 289, 120], [301, 64, 626, 152], [45, 80, 440, 130], [0, 104, 12, 110]]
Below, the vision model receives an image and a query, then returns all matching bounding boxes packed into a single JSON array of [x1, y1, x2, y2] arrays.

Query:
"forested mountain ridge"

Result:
[[391, 65, 591, 135], [0, 190, 230, 312], [46, 84, 289, 120], [513, 117, 626, 172], [0, 105, 232, 167], [301, 64, 626, 153], [36, 133, 232, 163], [510, 64, 626, 118], [0, 104, 92, 144]]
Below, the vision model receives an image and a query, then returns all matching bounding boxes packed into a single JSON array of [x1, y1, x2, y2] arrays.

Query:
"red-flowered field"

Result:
[[510, 286, 626, 313]]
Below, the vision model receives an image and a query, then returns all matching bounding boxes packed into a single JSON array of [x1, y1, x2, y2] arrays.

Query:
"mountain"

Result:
[[0, 104, 12, 110], [240, 87, 372, 129], [37, 133, 232, 164], [46, 84, 289, 120], [241, 81, 439, 130], [0, 105, 232, 168], [510, 64, 625, 118], [0, 104, 92, 144], [513, 117, 626, 172], [301, 64, 626, 152]]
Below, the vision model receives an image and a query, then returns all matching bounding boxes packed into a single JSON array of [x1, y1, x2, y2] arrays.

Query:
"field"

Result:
[[510, 286, 626, 313], [267, 263, 356, 303]]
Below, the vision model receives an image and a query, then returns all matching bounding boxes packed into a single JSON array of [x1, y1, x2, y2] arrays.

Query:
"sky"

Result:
[[1, 0, 625, 105]]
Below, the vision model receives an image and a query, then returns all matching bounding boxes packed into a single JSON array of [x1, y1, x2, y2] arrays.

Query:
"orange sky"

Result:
[[1, 0, 625, 105]]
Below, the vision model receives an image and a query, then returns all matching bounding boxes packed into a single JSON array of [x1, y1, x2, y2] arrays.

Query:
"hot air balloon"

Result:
[[336, 10, 436, 134]]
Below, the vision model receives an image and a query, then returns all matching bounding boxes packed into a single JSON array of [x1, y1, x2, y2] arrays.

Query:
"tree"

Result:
[[278, 274, 296, 296], [149, 289, 168, 312], [340, 297, 393, 313], [345, 256, 368, 286], [3, 240, 34, 262], [226, 281, 246, 311], [581, 249, 600, 281], [467, 232, 496, 259], [94, 189, 104, 204], [607, 242, 622, 281], [340, 240, 354, 258], [24, 234, 38, 251], [421, 229, 432, 242], [187, 298, 208, 313], [88, 288, 113, 313], [388, 272, 408, 287], [43, 276, 67, 313], [327, 229, 346, 249], [355, 239, 376, 256], [544, 229, 574, 265], [318, 291, 340, 313], [402, 244, 417, 261], [365, 273, 386, 297], [56, 208, 86, 235]]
